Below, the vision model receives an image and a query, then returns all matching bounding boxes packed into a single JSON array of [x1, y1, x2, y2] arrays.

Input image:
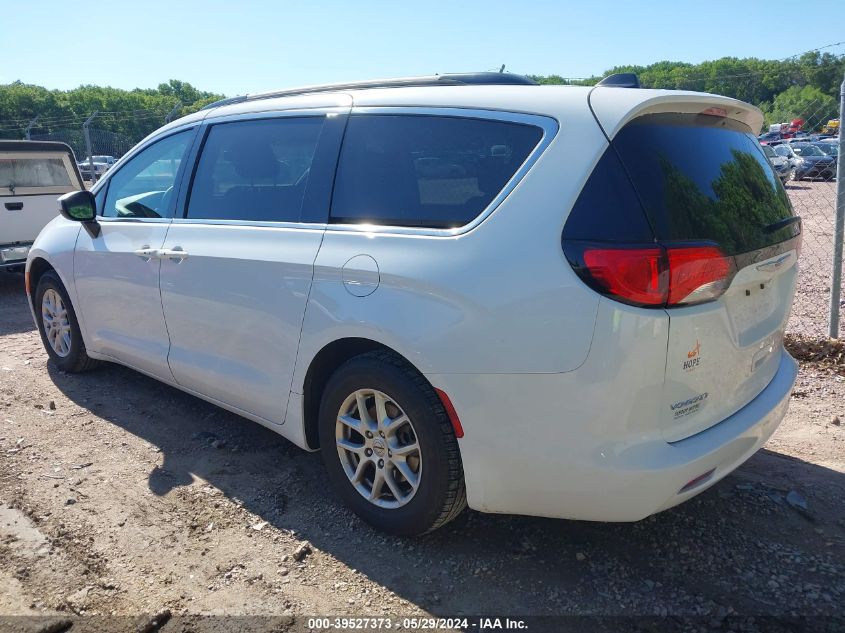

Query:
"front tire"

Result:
[[318, 351, 466, 535], [34, 270, 100, 373]]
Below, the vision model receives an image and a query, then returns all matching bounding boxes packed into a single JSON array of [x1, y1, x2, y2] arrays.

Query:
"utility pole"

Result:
[[24, 115, 39, 140], [830, 72, 845, 339], [83, 112, 98, 183]]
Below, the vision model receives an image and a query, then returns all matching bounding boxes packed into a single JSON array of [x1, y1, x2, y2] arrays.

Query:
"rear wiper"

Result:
[[763, 216, 801, 234]]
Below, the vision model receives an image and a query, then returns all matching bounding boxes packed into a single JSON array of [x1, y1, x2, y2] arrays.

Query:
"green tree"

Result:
[[760, 85, 838, 130]]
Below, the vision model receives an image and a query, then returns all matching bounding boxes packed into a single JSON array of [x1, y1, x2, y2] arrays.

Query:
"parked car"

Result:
[[78, 155, 117, 181], [1, 140, 84, 272], [774, 143, 836, 180], [757, 131, 781, 144], [26, 73, 801, 535], [813, 141, 838, 158], [762, 144, 792, 183]]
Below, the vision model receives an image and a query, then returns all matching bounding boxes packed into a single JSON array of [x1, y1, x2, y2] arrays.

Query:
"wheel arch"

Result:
[[300, 337, 429, 450], [26, 255, 61, 312]]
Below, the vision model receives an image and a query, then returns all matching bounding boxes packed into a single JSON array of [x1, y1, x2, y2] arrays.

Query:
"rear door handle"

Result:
[[4, 202, 23, 211], [158, 247, 188, 262]]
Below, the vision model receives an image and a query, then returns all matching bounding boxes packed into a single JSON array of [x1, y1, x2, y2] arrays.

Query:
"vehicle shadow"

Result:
[[44, 360, 845, 618], [0, 272, 35, 335]]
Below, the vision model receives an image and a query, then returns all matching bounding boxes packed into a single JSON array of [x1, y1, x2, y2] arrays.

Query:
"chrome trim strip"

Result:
[[168, 218, 327, 231], [203, 106, 350, 125], [97, 216, 172, 224]]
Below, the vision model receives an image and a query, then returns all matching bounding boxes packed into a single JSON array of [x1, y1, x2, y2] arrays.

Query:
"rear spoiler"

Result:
[[588, 88, 765, 138]]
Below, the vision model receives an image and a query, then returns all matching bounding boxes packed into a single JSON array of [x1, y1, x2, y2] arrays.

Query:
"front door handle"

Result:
[[158, 247, 189, 262], [133, 246, 156, 261]]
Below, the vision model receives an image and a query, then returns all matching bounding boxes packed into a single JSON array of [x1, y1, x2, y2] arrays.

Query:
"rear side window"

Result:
[[612, 113, 797, 255], [331, 115, 543, 228], [561, 148, 654, 242], [0, 155, 75, 194], [187, 117, 324, 223]]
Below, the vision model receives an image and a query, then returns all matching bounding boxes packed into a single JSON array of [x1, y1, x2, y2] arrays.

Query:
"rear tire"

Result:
[[318, 350, 466, 535], [34, 270, 100, 373]]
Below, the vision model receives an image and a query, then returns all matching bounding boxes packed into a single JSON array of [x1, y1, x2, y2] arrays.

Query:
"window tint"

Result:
[[562, 148, 654, 243], [611, 113, 798, 255], [0, 156, 72, 191], [187, 117, 324, 223], [331, 115, 543, 228], [102, 130, 192, 218]]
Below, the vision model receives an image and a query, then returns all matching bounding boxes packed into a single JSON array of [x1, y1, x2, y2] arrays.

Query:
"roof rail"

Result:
[[201, 72, 539, 111]]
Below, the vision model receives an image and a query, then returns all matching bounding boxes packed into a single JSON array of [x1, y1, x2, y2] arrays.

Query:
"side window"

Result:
[[186, 117, 324, 223], [331, 115, 543, 228], [102, 130, 193, 218]]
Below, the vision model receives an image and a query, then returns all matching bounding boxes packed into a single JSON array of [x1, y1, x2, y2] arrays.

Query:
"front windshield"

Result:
[[763, 146, 776, 157], [792, 144, 824, 157]]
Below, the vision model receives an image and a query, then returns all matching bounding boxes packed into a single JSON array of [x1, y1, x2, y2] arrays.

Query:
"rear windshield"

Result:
[[0, 156, 73, 192], [612, 113, 798, 255], [791, 144, 824, 157]]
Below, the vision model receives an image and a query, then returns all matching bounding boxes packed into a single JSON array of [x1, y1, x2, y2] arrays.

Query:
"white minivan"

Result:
[[26, 73, 800, 535]]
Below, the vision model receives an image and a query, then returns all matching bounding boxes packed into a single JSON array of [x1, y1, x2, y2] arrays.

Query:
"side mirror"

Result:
[[58, 190, 100, 237]]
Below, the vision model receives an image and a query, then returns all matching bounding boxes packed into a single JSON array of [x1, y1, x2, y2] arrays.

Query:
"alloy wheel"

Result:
[[335, 389, 422, 509], [41, 289, 71, 357]]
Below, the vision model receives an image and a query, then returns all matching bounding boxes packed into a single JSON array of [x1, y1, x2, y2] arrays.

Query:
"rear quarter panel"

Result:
[[294, 98, 610, 386]]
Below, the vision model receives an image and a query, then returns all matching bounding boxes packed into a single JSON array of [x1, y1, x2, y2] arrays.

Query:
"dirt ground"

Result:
[[1, 180, 844, 631]]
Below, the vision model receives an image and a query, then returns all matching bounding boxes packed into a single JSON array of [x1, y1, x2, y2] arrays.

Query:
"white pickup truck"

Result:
[[1, 140, 85, 272]]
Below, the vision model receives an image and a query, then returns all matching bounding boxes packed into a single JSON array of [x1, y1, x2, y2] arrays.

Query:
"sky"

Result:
[[3, 0, 844, 97]]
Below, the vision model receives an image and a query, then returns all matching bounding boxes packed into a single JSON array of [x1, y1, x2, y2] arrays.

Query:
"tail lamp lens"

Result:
[[582, 247, 667, 306], [666, 246, 731, 305], [567, 242, 733, 308]]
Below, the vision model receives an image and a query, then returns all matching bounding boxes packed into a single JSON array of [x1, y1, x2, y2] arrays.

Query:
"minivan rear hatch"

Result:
[[588, 91, 800, 442]]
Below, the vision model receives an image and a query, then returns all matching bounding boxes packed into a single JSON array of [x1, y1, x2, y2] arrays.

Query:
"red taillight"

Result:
[[569, 243, 733, 308], [582, 247, 667, 306], [666, 246, 731, 305]]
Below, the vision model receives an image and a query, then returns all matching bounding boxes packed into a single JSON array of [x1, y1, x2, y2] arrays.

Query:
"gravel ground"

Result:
[[0, 229, 844, 631], [787, 179, 843, 339]]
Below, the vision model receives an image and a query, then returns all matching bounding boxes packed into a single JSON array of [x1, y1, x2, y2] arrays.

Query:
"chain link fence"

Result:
[[0, 107, 180, 183], [1, 78, 843, 339], [759, 86, 842, 341]]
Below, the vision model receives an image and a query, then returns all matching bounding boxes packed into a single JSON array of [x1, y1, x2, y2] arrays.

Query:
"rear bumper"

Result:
[[429, 350, 797, 522], [0, 243, 31, 268]]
